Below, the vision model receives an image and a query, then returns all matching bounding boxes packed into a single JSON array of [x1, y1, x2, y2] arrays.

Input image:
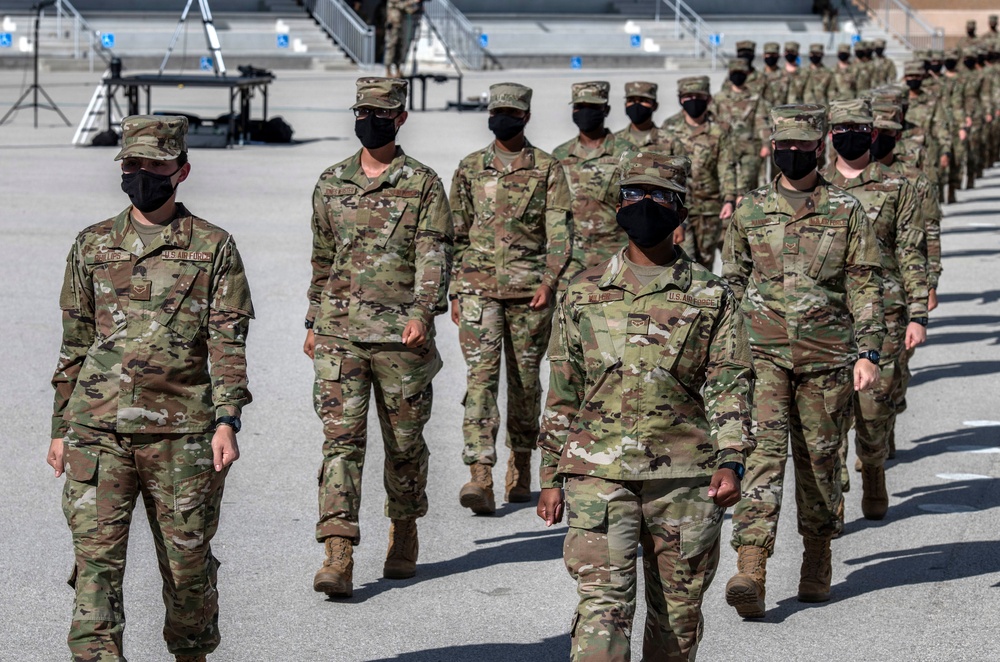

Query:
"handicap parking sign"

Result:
[[570, 56, 582, 69], [851, 33, 861, 43], [479, 33, 488, 48], [200, 56, 213, 71], [0, 33, 12, 48], [276, 34, 289, 48], [709, 33, 722, 46], [101, 33, 114, 48], [630, 34, 641, 48]]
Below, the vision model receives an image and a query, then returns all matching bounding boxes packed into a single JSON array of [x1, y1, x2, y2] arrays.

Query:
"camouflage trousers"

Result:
[[384, 9, 418, 68], [950, 133, 968, 190], [61, 424, 226, 662], [563, 475, 723, 662], [313, 334, 441, 544], [458, 294, 553, 466], [730, 359, 853, 553], [851, 357, 901, 466], [680, 212, 723, 272]]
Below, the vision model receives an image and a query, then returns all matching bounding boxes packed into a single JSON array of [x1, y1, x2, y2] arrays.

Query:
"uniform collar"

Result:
[[341, 146, 409, 191], [567, 130, 617, 159], [484, 139, 536, 173], [598, 246, 693, 296], [763, 175, 833, 221], [823, 159, 882, 187], [109, 204, 193, 254]]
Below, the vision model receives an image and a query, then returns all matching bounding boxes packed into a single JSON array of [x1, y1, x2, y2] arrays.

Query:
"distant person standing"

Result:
[[384, 0, 425, 78], [613, 81, 671, 150]]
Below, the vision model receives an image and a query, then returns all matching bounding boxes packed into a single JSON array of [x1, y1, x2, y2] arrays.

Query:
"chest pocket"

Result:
[[156, 262, 211, 343], [88, 256, 132, 340], [374, 188, 420, 249], [648, 299, 712, 376], [745, 217, 783, 278], [577, 295, 625, 381], [510, 175, 541, 221], [805, 218, 849, 282]]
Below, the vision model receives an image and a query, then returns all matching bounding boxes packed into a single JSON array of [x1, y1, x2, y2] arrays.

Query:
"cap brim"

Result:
[[570, 96, 608, 105], [488, 101, 529, 111], [113, 143, 180, 161], [874, 120, 903, 130], [829, 115, 873, 126], [769, 128, 823, 141], [351, 98, 403, 110], [619, 174, 687, 195]]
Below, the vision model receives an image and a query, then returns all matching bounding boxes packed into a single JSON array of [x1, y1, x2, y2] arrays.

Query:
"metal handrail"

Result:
[[423, 0, 484, 70], [851, 0, 944, 51], [308, 0, 375, 67], [654, 0, 720, 68], [54, 0, 112, 66]]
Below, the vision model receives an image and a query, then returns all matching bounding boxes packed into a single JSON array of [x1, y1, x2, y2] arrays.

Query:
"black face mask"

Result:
[[785, 53, 798, 64], [488, 113, 527, 141], [875, 47, 885, 57], [616, 197, 681, 249], [738, 50, 754, 65], [729, 72, 748, 87], [870, 132, 897, 160], [355, 114, 398, 149], [965, 58, 977, 70], [978, 55, 986, 65], [572, 107, 606, 133], [930, 62, 943, 74], [906, 79, 923, 92], [773, 148, 817, 181], [121, 168, 180, 213], [681, 97, 709, 119], [838, 52, 850, 62], [832, 131, 873, 161], [922, 61, 932, 72], [968, 30, 976, 38], [764, 55, 780, 68], [945, 58, 958, 71], [626, 103, 654, 126], [809, 55, 823, 66]]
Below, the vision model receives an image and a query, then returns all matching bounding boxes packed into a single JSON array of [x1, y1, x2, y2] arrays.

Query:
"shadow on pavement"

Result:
[[942, 247, 1000, 258], [926, 330, 1000, 347], [891, 426, 999, 465], [942, 225, 1000, 235], [908, 361, 1000, 387], [335, 526, 566, 604], [364, 634, 569, 661], [928, 314, 1000, 327], [936, 290, 1000, 305]]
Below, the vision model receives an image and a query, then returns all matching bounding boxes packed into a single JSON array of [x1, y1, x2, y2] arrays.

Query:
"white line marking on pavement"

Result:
[[935, 473, 991, 481], [949, 446, 1000, 453], [918, 504, 977, 513], [963, 421, 1000, 427], [966, 223, 998, 227]]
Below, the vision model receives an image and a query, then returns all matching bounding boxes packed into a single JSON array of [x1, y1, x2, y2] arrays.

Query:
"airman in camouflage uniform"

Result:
[[852, 40, 876, 93], [781, 42, 808, 104], [537, 150, 754, 662], [872, 38, 898, 85], [711, 58, 772, 195], [957, 19, 980, 53], [553, 81, 628, 281], [761, 42, 788, 106], [831, 43, 858, 102], [901, 61, 953, 201], [661, 75, 738, 271], [803, 43, 834, 106], [941, 48, 975, 200], [450, 82, 572, 515], [384, 0, 425, 78], [613, 81, 671, 150], [722, 105, 885, 618], [305, 78, 453, 598], [734, 40, 768, 98], [823, 99, 928, 517], [49, 115, 254, 662]]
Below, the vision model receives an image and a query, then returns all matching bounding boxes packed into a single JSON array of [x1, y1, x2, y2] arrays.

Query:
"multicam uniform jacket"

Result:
[[450, 140, 572, 297], [538, 249, 755, 489], [307, 147, 454, 341], [710, 86, 772, 190], [722, 177, 886, 372], [885, 158, 943, 290], [52, 204, 254, 437]]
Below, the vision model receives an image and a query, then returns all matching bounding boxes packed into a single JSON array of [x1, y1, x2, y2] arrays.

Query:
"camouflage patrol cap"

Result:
[[930, 49, 944, 59], [352, 77, 408, 110], [872, 101, 903, 131], [874, 38, 887, 48], [967, 19, 976, 30], [828, 98, 874, 126], [618, 149, 689, 196], [784, 41, 800, 54], [570, 81, 610, 105], [736, 40, 757, 52], [728, 57, 750, 73], [763, 42, 780, 55], [945, 47, 960, 60], [914, 49, 931, 61], [837, 43, 852, 55], [903, 60, 926, 77], [869, 85, 906, 103], [489, 82, 532, 111], [770, 104, 826, 141], [114, 115, 187, 161], [809, 43, 825, 54], [677, 76, 710, 96], [625, 81, 658, 100], [855, 39, 870, 52]]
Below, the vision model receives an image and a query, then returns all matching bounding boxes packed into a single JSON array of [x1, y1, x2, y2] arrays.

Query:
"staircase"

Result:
[[849, 0, 945, 49]]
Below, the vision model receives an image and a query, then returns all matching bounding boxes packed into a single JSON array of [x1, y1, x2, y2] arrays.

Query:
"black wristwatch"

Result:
[[719, 462, 745, 481], [304, 319, 314, 330], [858, 349, 881, 366], [911, 316, 928, 327], [215, 416, 242, 433]]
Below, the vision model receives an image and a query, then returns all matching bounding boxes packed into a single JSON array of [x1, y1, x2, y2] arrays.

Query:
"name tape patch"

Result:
[[91, 251, 132, 264], [587, 290, 625, 303], [666, 291, 720, 307], [809, 218, 848, 228], [162, 250, 213, 262]]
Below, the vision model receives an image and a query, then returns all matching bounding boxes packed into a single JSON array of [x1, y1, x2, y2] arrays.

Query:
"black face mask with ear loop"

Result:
[[616, 198, 682, 248], [121, 168, 181, 213], [763, 55, 780, 68], [832, 131, 873, 161], [809, 55, 823, 65], [626, 103, 654, 125], [488, 114, 527, 141], [681, 97, 709, 119], [729, 72, 748, 87], [773, 148, 817, 181], [355, 114, 398, 149], [870, 133, 897, 160], [572, 107, 606, 133], [838, 52, 850, 62]]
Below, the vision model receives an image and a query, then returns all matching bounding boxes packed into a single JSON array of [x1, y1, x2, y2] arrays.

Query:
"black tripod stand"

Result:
[[0, 0, 71, 128]]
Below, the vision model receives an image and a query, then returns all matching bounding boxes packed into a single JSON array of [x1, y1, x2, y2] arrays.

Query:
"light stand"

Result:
[[0, 0, 72, 127]]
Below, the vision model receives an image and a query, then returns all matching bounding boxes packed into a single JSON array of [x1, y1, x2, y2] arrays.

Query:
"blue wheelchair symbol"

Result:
[[200, 56, 213, 71], [851, 34, 861, 43], [101, 33, 115, 49], [0, 33, 12, 48], [570, 56, 582, 69], [709, 33, 722, 46], [479, 33, 488, 48], [276, 34, 289, 48], [630, 34, 641, 48]]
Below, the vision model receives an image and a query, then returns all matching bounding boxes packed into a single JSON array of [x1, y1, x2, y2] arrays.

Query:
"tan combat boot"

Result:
[[313, 536, 354, 598], [860, 463, 889, 520], [459, 463, 496, 515], [383, 518, 418, 579], [724, 545, 768, 618], [798, 536, 832, 602], [505, 451, 532, 503]]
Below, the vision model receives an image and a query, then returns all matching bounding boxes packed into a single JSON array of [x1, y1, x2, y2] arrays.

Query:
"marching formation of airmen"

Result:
[[48, 18, 1000, 662]]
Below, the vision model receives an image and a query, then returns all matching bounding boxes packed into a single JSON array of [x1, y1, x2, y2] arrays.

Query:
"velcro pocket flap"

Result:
[[64, 445, 98, 483], [679, 505, 724, 560], [314, 352, 342, 382], [461, 296, 483, 323], [564, 478, 609, 532]]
